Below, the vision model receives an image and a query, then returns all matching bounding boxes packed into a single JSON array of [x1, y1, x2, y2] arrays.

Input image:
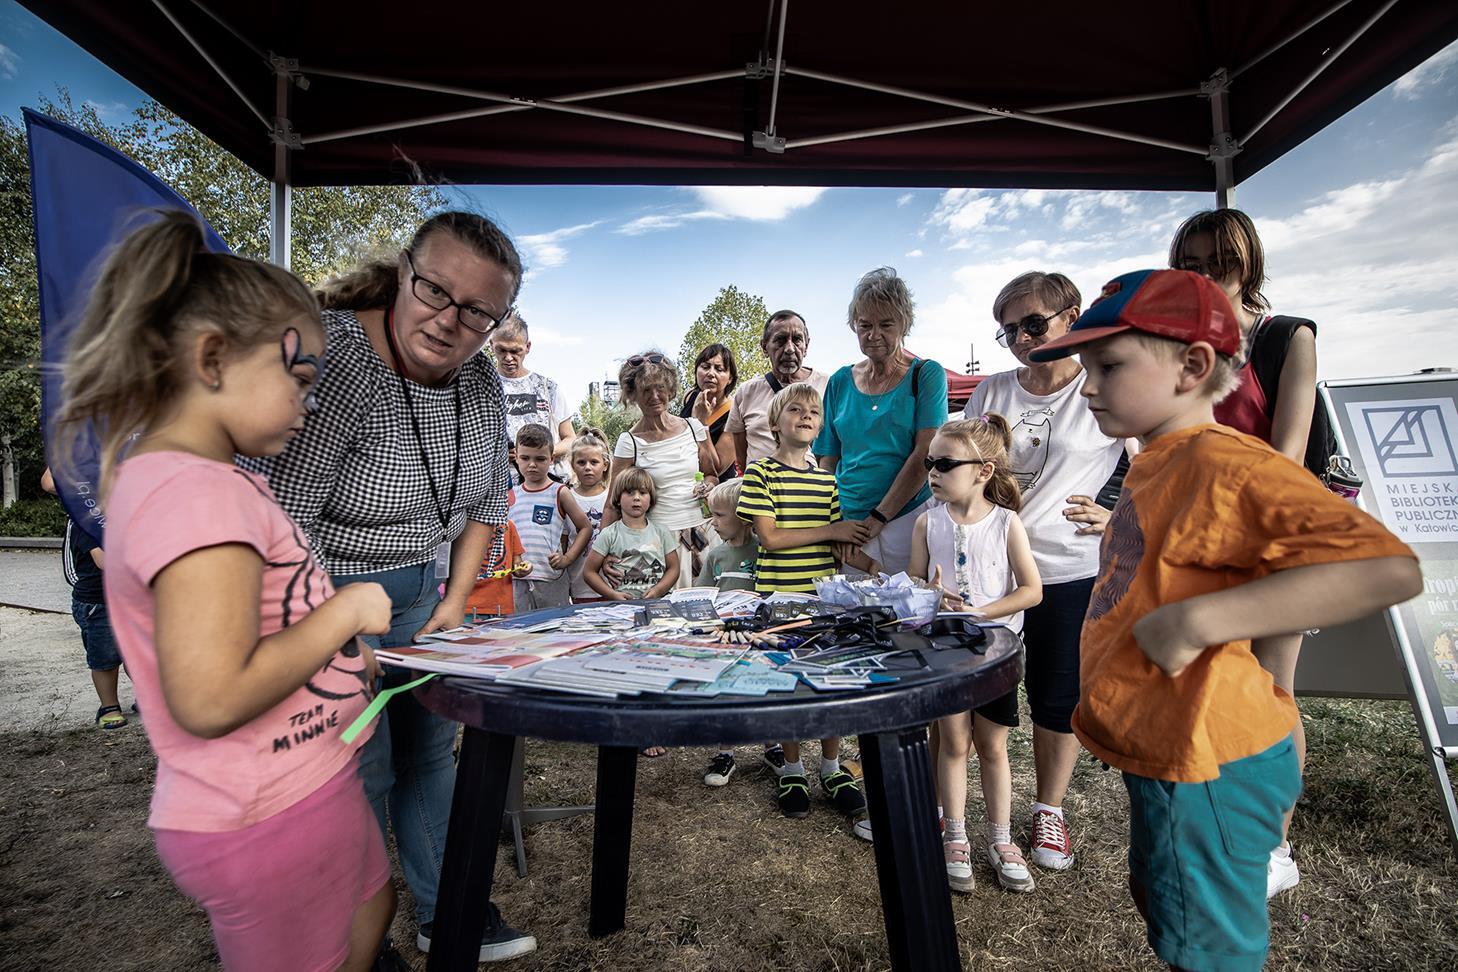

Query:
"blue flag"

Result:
[[25, 108, 230, 541]]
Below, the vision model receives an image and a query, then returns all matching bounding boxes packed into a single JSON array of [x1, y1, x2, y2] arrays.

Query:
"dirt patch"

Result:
[[4, 693, 1457, 971]]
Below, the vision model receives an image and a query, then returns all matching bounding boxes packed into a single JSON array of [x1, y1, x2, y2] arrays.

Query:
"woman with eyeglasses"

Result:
[[814, 267, 947, 576], [958, 270, 1129, 877], [1170, 208, 1318, 900], [249, 211, 536, 962], [603, 351, 721, 585]]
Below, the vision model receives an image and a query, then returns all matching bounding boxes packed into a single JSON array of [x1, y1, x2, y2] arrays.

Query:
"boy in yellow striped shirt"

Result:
[[738, 382, 880, 819]]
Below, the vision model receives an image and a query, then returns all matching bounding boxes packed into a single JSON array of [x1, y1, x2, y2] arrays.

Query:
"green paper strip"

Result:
[[341, 672, 439, 745]]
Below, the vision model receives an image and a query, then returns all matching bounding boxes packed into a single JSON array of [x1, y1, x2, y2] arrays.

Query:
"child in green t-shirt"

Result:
[[694, 479, 758, 591]]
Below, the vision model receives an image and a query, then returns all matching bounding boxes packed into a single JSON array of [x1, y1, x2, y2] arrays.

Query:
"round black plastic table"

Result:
[[416, 624, 1022, 972]]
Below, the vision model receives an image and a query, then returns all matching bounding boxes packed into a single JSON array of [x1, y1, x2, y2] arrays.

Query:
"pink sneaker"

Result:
[[1030, 808, 1075, 871]]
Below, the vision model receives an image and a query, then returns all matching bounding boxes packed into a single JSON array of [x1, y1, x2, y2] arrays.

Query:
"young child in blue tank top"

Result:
[[910, 415, 1043, 894]]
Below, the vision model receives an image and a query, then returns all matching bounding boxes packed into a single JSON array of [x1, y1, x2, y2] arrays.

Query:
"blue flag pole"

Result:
[[24, 108, 230, 541]]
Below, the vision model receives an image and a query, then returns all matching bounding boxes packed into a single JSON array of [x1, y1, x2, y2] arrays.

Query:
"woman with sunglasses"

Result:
[[249, 211, 536, 962], [603, 351, 721, 589], [959, 270, 1129, 877], [814, 267, 947, 576]]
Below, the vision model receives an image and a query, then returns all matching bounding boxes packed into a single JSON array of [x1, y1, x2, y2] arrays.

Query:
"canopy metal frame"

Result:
[[158, 0, 1397, 267]]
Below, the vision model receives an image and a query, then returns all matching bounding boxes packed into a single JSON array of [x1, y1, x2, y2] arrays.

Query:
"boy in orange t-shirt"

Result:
[[1030, 269, 1420, 972], [465, 521, 527, 619]]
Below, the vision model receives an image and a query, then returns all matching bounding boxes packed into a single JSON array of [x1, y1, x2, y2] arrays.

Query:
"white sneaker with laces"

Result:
[[1267, 846, 1300, 898], [1029, 808, 1075, 871], [853, 817, 873, 842]]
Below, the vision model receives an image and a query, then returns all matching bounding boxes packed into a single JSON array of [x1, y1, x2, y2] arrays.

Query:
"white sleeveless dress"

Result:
[[926, 504, 1023, 634]]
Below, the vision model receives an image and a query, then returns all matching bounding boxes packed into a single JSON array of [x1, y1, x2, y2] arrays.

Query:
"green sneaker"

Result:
[[820, 769, 867, 816], [776, 773, 811, 817]]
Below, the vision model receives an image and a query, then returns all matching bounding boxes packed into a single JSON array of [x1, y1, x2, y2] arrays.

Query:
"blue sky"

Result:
[[4, 3, 1457, 408]]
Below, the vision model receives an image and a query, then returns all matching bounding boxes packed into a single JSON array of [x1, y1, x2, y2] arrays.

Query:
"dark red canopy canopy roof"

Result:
[[20, 1, 1458, 190]]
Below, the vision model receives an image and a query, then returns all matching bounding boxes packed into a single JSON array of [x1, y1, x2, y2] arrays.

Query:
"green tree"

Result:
[[575, 393, 639, 446], [675, 285, 771, 404], [0, 90, 448, 507]]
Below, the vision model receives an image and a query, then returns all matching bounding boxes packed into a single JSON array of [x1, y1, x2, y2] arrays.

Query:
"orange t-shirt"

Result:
[[465, 521, 525, 617], [1071, 425, 1414, 783]]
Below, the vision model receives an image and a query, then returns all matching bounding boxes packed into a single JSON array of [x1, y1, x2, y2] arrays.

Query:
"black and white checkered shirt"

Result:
[[246, 309, 509, 576]]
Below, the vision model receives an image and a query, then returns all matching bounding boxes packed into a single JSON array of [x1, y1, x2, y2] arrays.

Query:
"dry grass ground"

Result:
[[1, 693, 1455, 971]]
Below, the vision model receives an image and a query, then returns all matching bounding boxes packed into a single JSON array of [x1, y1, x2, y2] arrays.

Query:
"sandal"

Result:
[[96, 705, 127, 730], [986, 841, 1036, 892], [944, 837, 974, 893]]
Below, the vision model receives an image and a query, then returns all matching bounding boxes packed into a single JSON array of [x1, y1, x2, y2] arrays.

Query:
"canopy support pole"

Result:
[[764, 0, 789, 140], [1202, 69, 1239, 209], [1240, 0, 1400, 146], [269, 54, 303, 269], [152, 0, 269, 130]]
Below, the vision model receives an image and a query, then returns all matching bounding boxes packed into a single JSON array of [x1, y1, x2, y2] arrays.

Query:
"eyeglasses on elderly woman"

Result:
[[626, 352, 670, 368], [405, 250, 511, 334]]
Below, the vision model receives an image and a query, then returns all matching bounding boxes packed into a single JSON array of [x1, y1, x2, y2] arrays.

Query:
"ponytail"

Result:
[[935, 413, 1021, 513], [54, 209, 319, 493]]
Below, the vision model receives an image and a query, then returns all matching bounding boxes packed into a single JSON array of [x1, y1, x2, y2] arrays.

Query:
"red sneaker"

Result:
[[1029, 808, 1075, 871]]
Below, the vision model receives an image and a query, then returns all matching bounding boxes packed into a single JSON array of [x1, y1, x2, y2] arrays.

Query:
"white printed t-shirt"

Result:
[[963, 369, 1122, 584], [500, 371, 574, 443]]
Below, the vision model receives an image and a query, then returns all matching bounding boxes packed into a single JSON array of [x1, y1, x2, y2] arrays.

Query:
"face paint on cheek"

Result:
[[280, 327, 325, 412]]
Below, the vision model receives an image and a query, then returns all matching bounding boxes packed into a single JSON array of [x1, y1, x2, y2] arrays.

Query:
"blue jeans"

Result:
[[333, 562, 456, 927]]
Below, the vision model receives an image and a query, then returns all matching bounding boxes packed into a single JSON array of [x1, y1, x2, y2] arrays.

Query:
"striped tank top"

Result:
[[509, 482, 568, 581]]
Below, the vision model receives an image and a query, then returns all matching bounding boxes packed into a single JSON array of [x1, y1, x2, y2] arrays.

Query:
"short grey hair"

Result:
[[847, 267, 915, 335], [493, 311, 528, 344], [992, 272, 1081, 324]]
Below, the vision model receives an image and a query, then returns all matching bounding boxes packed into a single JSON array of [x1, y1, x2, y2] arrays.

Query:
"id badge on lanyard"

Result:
[[434, 540, 452, 579]]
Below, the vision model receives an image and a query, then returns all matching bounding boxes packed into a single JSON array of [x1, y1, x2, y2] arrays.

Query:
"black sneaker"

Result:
[[703, 752, 736, 787], [821, 769, 867, 816], [761, 744, 787, 773], [417, 903, 538, 963], [776, 773, 811, 818]]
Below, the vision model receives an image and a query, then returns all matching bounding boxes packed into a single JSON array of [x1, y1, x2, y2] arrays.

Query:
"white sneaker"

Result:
[[1267, 847, 1300, 899], [853, 817, 873, 842], [944, 837, 974, 893], [986, 841, 1036, 892]]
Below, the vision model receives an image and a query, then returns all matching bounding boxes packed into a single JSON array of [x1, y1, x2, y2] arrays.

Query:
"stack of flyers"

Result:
[[801, 672, 899, 691], [671, 661, 799, 697], [668, 587, 721, 604], [713, 589, 762, 618], [492, 657, 679, 698], [582, 648, 733, 683]]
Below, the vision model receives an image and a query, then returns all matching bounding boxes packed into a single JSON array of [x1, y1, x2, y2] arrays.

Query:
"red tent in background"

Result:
[[946, 371, 985, 416]]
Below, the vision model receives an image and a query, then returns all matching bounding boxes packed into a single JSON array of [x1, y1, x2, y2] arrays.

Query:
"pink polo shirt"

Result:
[[105, 452, 374, 832]]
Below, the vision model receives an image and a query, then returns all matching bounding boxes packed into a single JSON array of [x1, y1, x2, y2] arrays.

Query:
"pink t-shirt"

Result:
[[105, 452, 375, 832]]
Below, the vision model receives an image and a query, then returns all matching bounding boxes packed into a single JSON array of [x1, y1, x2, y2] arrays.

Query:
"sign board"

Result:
[[1320, 373, 1458, 848]]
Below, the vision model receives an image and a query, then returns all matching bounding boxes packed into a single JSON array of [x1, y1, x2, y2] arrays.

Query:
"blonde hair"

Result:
[[707, 478, 744, 514], [992, 271, 1082, 324], [618, 352, 678, 406], [317, 210, 524, 312], [847, 267, 915, 335], [54, 209, 319, 492], [571, 428, 609, 465], [1168, 209, 1269, 316], [767, 381, 823, 443], [935, 415, 1022, 512], [609, 465, 657, 511], [1128, 333, 1243, 403]]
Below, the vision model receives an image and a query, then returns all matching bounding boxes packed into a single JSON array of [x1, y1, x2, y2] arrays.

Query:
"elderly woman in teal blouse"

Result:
[[814, 267, 948, 574]]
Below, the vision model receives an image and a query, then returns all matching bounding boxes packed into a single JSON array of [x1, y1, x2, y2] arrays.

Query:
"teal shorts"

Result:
[[1123, 737, 1301, 972]]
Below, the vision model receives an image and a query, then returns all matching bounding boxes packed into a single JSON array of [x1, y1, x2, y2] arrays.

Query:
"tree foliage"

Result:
[[0, 89, 448, 503], [575, 393, 640, 447], [674, 285, 771, 406]]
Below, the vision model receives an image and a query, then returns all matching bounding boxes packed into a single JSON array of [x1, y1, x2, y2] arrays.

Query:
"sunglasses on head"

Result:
[[626, 353, 669, 368], [924, 455, 989, 473], [996, 305, 1075, 347]]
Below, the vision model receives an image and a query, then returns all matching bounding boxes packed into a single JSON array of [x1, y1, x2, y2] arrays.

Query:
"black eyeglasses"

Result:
[[996, 305, 1075, 348], [924, 455, 989, 473], [405, 251, 510, 334], [626, 353, 670, 368]]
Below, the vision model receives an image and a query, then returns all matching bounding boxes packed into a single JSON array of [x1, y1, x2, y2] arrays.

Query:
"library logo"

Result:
[[1362, 403, 1458, 478]]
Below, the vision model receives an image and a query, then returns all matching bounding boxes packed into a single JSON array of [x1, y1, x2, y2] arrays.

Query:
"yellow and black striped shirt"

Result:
[[737, 458, 840, 594]]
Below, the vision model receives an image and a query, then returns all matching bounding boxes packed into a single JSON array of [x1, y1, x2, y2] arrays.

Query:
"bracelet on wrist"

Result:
[[869, 509, 889, 525]]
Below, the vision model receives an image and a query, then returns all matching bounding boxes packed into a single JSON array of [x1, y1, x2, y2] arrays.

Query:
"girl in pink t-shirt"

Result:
[[54, 212, 396, 972]]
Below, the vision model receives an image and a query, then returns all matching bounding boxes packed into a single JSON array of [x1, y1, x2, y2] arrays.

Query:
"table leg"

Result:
[[861, 727, 960, 972], [428, 728, 516, 972], [588, 745, 639, 937]]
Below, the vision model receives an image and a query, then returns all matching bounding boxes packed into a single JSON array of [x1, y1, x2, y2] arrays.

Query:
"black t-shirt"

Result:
[[64, 518, 105, 604]]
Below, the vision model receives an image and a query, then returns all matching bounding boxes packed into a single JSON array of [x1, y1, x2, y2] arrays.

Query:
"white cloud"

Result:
[[617, 187, 827, 235], [1393, 39, 1458, 101], [691, 186, 828, 220], [513, 319, 583, 348], [83, 100, 130, 123], [905, 248, 924, 258], [897, 192, 915, 207], [518, 220, 601, 270], [0, 43, 19, 80], [927, 187, 1150, 249]]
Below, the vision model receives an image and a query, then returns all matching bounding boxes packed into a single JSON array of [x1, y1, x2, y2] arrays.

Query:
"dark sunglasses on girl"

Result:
[[627, 352, 669, 368], [924, 456, 989, 473], [996, 304, 1075, 347]]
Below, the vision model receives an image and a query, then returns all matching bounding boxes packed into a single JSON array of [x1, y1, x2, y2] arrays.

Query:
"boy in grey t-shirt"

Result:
[[694, 480, 758, 591]]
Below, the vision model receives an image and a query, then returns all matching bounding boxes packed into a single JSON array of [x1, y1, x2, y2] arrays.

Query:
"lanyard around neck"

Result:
[[382, 306, 462, 537]]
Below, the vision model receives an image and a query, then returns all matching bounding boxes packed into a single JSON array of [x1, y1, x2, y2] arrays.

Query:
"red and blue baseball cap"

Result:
[[1027, 269, 1240, 362]]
